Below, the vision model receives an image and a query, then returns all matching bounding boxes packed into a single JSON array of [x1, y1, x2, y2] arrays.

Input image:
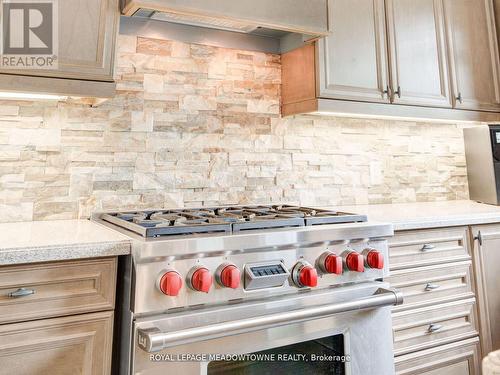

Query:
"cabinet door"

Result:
[[394, 338, 481, 375], [471, 224, 500, 355], [443, 0, 500, 111], [385, 0, 451, 107], [317, 0, 390, 103], [0, 0, 119, 82], [0, 311, 113, 375]]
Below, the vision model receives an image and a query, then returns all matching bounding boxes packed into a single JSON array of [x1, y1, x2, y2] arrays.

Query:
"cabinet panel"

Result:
[[389, 227, 470, 270], [394, 338, 481, 375], [0, 311, 113, 375], [392, 298, 478, 356], [443, 0, 500, 111], [386, 0, 451, 107], [386, 260, 474, 312], [318, 0, 390, 102], [471, 224, 500, 355], [0, 0, 119, 81], [0, 258, 117, 324]]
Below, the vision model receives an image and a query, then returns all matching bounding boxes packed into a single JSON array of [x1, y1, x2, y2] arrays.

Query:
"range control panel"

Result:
[[134, 239, 389, 314], [245, 261, 290, 290]]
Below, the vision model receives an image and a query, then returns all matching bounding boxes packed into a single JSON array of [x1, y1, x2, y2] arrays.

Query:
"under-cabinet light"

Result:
[[0, 92, 67, 101]]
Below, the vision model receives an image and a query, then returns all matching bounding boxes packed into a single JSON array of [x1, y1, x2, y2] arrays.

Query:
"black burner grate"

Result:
[[100, 205, 367, 237]]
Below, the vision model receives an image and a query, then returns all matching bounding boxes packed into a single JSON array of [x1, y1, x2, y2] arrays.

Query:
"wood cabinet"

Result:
[[0, 258, 116, 324], [385, 0, 451, 107], [0, 312, 114, 375], [0, 257, 117, 374], [387, 227, 481, 375], [443, 0, 500, 111], [394, 337, 481, 375], [0, 0, 119, 98], [470, 224, 500, 355], [317, 0, 390, 103], [282, 0, 500, 121]]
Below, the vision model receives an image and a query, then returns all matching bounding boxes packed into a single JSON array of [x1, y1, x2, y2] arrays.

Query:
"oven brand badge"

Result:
[[0, 0, 58, 69]]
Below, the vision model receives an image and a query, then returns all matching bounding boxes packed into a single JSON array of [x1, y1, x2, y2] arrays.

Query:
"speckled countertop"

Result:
[[0, 219, 131, 266], [333, 200, 500, 231]]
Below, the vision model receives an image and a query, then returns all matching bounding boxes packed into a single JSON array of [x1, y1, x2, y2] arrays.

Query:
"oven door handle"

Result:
[[137, 287, 403, 353]]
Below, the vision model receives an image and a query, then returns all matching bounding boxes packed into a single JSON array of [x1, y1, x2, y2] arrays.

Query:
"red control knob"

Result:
[[299, 266, 318, 287], [323, 253, 343, 275], [158, 271, 183, 296], [366, 250, 384, 269], [190, 267, 213, 293], [219, 265, 241, 289], [346, 252, 365, 272]]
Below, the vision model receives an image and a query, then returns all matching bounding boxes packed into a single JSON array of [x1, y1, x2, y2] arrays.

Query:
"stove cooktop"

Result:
[[99, 205, 367, 238]]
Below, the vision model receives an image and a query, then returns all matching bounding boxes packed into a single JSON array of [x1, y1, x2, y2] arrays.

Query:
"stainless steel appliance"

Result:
[[120, 0, 330, 54], [94, 205, 402, 375], [464, 125, 500, 205]]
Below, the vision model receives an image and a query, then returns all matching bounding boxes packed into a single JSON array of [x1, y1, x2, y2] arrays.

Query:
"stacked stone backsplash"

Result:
[[0, 35, 472, 222]]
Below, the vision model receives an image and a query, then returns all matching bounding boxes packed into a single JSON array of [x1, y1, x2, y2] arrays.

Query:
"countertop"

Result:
[[0, 219, 131, 266], [334, 200, 500, 231], [2, 200, 500, 266]]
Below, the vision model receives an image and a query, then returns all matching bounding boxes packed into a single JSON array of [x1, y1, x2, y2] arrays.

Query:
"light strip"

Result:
[[314, 111, 477, 124], [0, 92, 67, 101]]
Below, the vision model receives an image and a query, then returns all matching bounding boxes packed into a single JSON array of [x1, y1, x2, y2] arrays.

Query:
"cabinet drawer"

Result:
[[0, 311, 113, 375], [389, 227, 470, 270], [0, 258, 116, 324], [392, 298, 478, 356], [387, 261, 474, 312], [395, 337, 481, 375]]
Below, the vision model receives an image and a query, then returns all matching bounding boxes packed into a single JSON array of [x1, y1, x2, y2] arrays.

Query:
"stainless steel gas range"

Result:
[[94, 205, 402, 375]]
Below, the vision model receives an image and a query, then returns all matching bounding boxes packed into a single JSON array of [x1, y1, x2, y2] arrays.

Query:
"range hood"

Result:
[[120, 0, 331, 53]]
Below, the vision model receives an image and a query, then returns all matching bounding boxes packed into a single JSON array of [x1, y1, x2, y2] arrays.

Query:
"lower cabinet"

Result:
[[0, 311, 114, 375], [0, 257, 117, 375], [394, 337, 481, 375], [388, 227, 482, 375]]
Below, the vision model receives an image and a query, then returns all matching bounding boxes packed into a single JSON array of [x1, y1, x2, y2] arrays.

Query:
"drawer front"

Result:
[[0, 258, 116, 324], [387, 261, 474, 312], [395, 337, 481, 375], [0, 311, 113, 375], [392, 298, 478, 356], [389, 227, 470, 270]]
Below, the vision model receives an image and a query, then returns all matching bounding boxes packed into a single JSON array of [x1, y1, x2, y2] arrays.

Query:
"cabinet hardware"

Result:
[[394, 86, 401, 98], [456, 92, 463, 104], [424, 283, 440, 291], [427, 323, 443, 333], [474, 231, 483, 246], [8, 287, 35, 298], [421, 243, 435, 251], [383, 86, 390, 99]]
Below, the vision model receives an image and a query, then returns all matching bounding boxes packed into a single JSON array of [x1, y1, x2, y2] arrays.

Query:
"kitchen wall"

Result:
[[0, 35, 472, 222]]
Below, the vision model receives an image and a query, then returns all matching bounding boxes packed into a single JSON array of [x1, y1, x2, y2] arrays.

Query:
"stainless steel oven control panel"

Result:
[[244, 261, 290, 290], [133, 238, 390, 315]]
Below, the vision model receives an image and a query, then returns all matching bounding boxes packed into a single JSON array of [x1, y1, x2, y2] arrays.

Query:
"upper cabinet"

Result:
[[443, 0, 500, 111], [386, 0, 451, 108], [282, 0, 500, 121], [318, 0, 390, 103], [0, 0, 119, 98]]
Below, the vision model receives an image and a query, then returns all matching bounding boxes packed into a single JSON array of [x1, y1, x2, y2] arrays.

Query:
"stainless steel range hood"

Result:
[[120, 0, 331, 53]]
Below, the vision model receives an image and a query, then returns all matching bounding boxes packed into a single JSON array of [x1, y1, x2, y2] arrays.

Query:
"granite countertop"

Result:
[[334, 200, 500, 231], [0, 219, 131, 266]]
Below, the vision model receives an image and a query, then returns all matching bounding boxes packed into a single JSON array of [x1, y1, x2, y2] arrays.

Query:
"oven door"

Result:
[[132, 282, 402, 375]]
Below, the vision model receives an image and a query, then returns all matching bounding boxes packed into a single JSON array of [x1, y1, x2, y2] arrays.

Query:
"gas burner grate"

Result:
[[100, 205, 367, 237]]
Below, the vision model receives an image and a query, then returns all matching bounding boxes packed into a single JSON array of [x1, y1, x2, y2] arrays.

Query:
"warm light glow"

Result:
[[314, 111, 475, 124], [0, 92, 67, 101]]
